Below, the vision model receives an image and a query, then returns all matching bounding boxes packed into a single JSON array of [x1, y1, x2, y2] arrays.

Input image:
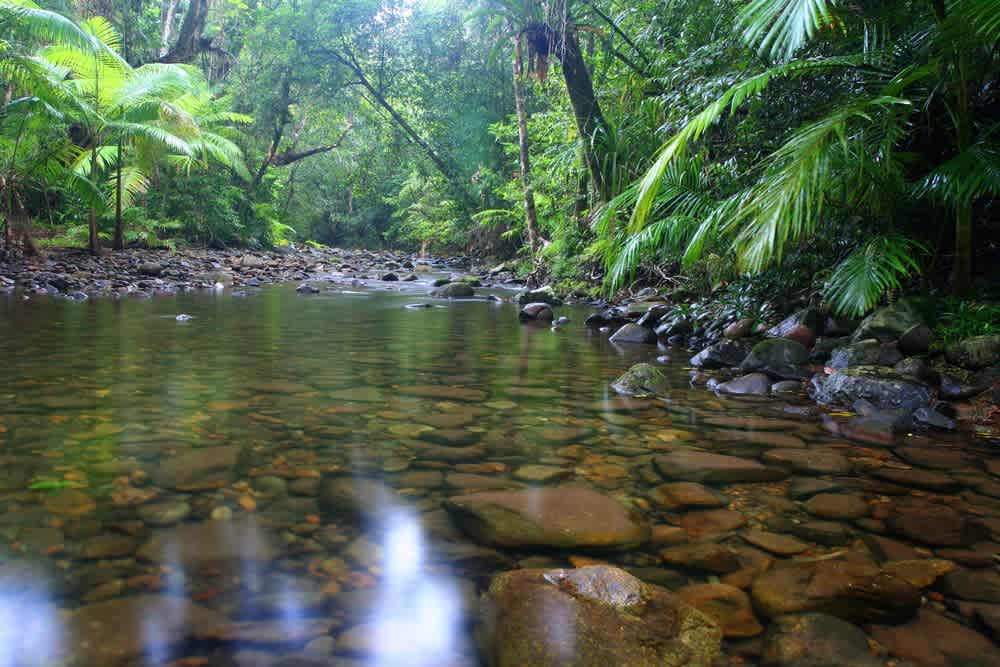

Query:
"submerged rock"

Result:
[[715, 372, 772, 396], [611, 363, 670, 398], [870, 609, 1000, 667], [654, 450, 786, 484], [760, 613, 883, 667], [152, 445, 241, 491], [478, 565, 722, 667], [750, 557, 921, 623], [444, 486, 650, 550]]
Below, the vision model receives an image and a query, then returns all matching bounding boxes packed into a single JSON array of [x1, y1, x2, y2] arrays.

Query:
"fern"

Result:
[[824, 235, 925, 316]]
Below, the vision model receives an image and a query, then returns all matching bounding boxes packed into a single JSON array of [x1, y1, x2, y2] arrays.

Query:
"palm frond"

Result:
[[916, 143, 1000, 205], [824, 235, 925, 316], [738, 0, 843, 62], [630, 55, 861, 234]]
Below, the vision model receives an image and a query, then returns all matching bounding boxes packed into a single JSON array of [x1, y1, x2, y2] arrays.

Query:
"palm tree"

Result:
[[626, 0, 999, 311]]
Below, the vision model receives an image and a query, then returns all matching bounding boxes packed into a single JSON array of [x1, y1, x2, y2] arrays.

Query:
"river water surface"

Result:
[[0, 281, 998, 666]]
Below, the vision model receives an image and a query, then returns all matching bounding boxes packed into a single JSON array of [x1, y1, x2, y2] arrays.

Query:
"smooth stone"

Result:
[[716, 373, 772, 396], [887, 498, 989, 547], [661, 543, 741, 574], [611, 363, 670, 398], [479, 565, 722, 667], [318, 476, 401, 521], [654, 450, 786, 484], [608, 322, 656, 345], [137, 518, 279, 567], [870, 609, 1000, 667], [815, 366, 932, 411], [940, 568, 1000, 603], [137, 500, 191, 527], [513, 465, 571, 483], [760, 613, 883, 667], [519, 302, 554, 322], [444, 486, 650, 550], [803, 494, 869, 520], [871, 467, 958, 492], [677, 583, 763, 638], [690, 340, 751, 369], [679, 509, 747, 537], [152, 445, 241, 490], [647, 482, 725, 510], [788, 478, 840, 499], [742, 529, 809, 556], [750, 558, 921, 623], [762, 449, 851, 475]]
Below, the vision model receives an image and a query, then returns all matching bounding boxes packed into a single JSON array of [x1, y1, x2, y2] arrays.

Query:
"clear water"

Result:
[[0, 282, 995, 666]]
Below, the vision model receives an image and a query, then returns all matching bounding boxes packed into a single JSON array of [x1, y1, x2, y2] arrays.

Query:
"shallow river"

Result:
[[0, 280, 998, 667]]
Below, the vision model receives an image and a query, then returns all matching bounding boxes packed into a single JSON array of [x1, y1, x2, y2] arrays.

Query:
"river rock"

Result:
[[432, 282, 475, 298], [444, 486, 650, 550], [478, 565, 722, 667], [152, 445, 241, 491], [750, 558, 921, 623], [886, 498, 989, 547], [609, 323, 656, 345], [869, 609, 1000, 667], [661, 543, 741, 573], [762, 449, 851, 475], [814, 366, 932, 411], [137, 518, 279, 567], [766, 308, 826, 340], [677, 583, 762, 638], [690, 340, 750, 369], [760, 613, 883, 667], [828, 339, 902, 369], [654, 450, 786, 484], [519, 302, 554, 322], [724, 318, 754, 339], [851, 300, 925, 343], [318, 476, 401, 521], [611, 363, 670, 398], [517, 285, 561, 305], [715, 373, 772, 396], [740, 339, 809, 374], [946, 334, 1000, 369], [803, 493, 869, 520], [648, 482, 725, 510], [67, 594, 229, 666]]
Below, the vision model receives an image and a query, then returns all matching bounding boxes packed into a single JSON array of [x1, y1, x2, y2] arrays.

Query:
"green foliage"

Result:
[[824, 235, 926, 317], [933, 299, 1000, 344]]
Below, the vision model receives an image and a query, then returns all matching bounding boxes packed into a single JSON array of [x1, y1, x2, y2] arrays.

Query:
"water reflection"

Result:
[[0, 568, 64, 667], [367, 507, 469, 666]]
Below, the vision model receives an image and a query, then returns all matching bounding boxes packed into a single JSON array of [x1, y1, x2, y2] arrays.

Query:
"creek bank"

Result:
[[0, 245, 515, 299], [590, 294, 999, 438]]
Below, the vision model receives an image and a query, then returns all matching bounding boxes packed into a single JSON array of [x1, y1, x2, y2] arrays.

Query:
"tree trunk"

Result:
[[113, 139, 124, 250], [513, 41, 541, 255], [88, 147, 100, 255], [952, 202, 972, 296], [160, 0, 209, 63], [536, 26, 613, 202], [160, 0, 180, 57]]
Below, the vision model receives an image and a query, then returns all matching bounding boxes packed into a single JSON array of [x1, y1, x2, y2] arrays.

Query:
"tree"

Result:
[[627, 0, 1000, 310]]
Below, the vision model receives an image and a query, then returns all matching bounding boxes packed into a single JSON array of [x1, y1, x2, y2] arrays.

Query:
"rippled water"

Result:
[[0, 281, 997, 667]]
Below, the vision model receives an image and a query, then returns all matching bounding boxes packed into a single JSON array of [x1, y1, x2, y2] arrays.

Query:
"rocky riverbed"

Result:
[[2, 249, 1000, 667]]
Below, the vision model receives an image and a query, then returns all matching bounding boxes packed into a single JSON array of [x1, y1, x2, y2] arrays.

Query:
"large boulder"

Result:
[[654, 450, 786, 484], [690, 340, 750, 369], [852, 300, 924, 341], [814, 366, 932, 411], [946, 335, 1000, 369], [751, 558, 921, 623], [609, 323, 656, 345], [611, 363, 670, 398], [444, 486, 650, 550], [478, 565, 722, 667], [740, 338, 809, 374]]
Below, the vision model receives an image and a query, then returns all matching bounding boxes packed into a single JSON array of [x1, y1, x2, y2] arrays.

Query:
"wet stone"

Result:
[[803, 493, 869, 520], [870, 609, 1000, 667], [444, 486, 650, 550], [662, 543, 741, 574], [762, 449, 851, 475], [680, 509, 747, 537], [654, 450, 786, 484], [887, 498, 989, 547], [647, 482, 725, 510], [742, 529, 809, 556], [760, 613, 883, 667], [871, 466, 959, 492], [677, 583, 763, 638], [788, 478, 840, 499], [513, 465, 571, 483]]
